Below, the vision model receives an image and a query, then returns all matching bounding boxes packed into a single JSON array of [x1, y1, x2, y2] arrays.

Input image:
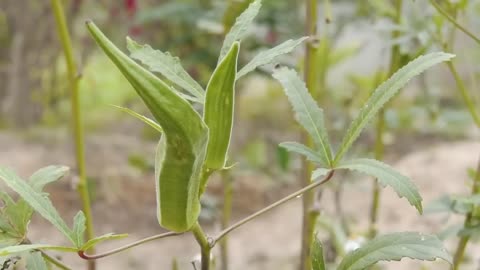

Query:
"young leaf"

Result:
[[219, 0, 261, 62], [0, 245, 77, 256], [87, 21, 209, 233], [203, 42, 240, 173], [311, 237, 326, 270], [0, 167, 76, 245], [26, 252, 48, 270], [333, 53, 455, 163], [111, 105, 163, 133], [72, 211, 86, 248], [80, 233, 128, 251], [279, 142, 324, 164], [127, 37, 204, 100], [338, 159, 423, 213], [28, 166, 69, 192], [237, 37, 308, 79], [337, 232, 452, 270], [273, 67, 333, 167]]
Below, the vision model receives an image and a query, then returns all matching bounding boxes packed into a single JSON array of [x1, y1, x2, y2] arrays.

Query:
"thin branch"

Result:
[[213, 170, 335, 244], [40, 251, 72, 270], [429, 0, 480, 46], [78, 232, 182, 260]]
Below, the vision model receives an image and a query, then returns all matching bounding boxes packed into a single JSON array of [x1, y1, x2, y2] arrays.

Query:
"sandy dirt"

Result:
[[0, 131, 479, 270]]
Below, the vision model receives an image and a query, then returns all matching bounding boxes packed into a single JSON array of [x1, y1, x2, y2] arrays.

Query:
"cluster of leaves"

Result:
[[0, 166, 126, 268], [275, 43, 455, 267]]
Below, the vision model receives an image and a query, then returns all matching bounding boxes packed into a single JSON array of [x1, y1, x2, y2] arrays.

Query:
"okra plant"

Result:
[[0, 0, 463, 269]]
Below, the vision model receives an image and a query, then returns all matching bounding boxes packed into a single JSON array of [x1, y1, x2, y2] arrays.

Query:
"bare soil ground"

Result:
[[0, 131, 479, 270]]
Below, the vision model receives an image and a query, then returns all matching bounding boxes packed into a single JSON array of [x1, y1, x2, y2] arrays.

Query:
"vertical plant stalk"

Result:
[[192, 222, 212, 270], [369, 0, 403, 238], [299, 1, 319, 270], [453, 155, 480, 269], [220, 170, 233, 270], [50, 1, 95, 269]]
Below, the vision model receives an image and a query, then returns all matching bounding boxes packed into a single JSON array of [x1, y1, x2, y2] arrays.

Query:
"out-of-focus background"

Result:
[[0, 0, 479, 269]]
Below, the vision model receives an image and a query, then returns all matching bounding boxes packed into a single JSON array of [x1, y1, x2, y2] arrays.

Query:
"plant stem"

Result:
[[299, 0, 319, 269], [445, 62, 480, 127], [50, 1, 95, 269], [41, 251, 72, 270], [191, 222, 212, 270], [428, 0, 480, 46], [453, 155, 480, 269], [369, 0, 403, 238], [220, 170, 233, 270], [214, 170, 334, 244], [77, 232, 182, 260]]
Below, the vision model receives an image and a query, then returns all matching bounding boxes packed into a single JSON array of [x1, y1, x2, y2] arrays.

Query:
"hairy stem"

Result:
[[77, 232, 182, 260], [50, 1, 95, 269], [453, 155, 480, 269], [214, 170, 335, 244], [191, 223, 212, 270], [369, 0, 403, 238], [41, 251, 72, 270], [220, 170, 233, 270], [299, 0, 320, 269]]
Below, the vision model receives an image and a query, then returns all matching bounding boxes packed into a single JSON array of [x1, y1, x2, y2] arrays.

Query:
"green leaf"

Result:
[[111, 105, 163, 133], [311, 237, 326, 270], [0, 245, 77, 256], [127, 37, 204, 101], [279, 142, 323, 164], [72, 211, 86, 248], [203, 42, 240, 172], [86, 21, 209, 232], [337, 232, 452, 270], [338, 158, 423, 213], [452, 194, 480, 205], [0, 193, 33, 238], [26, 252, 48, 270], [219, 0, 261, 62], [237, 37, 308, 79], [276, 145, 290, 172], [80, 233, 128, 251], [0, 234, 22, 248], [273, 67, 333, 167], [333, 52, 455, 163], [29, 166, 69, 192], [0, 167, 76, 244], [311, 168, 331, 181]]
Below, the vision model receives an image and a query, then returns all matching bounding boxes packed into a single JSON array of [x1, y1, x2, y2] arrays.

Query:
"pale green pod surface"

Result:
[[203, 42, 240, 176], [86, 21, 208, 232]]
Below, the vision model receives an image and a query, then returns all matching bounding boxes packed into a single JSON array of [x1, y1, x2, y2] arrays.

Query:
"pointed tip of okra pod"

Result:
[[85, 19, 93, 26]]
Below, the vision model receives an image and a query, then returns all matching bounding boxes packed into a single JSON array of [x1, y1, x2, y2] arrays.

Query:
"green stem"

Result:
[[50, 2, 95, 270], [191, 222, 212, 270], [77, 232, 182, 260], [41, 251, 72, 270], [453, 155, 480, 269], [369, 0, 403, 238], [214, 170, 335, 245], [220, 170, 233, 270], [428, 0, 480, 46], [445, 62, 480, 127], [299, 0, 319, 269]]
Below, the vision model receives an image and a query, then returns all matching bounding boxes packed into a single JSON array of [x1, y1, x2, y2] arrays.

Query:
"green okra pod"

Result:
[[86, 21, 208, 233], [203, 42, 240, 177]]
